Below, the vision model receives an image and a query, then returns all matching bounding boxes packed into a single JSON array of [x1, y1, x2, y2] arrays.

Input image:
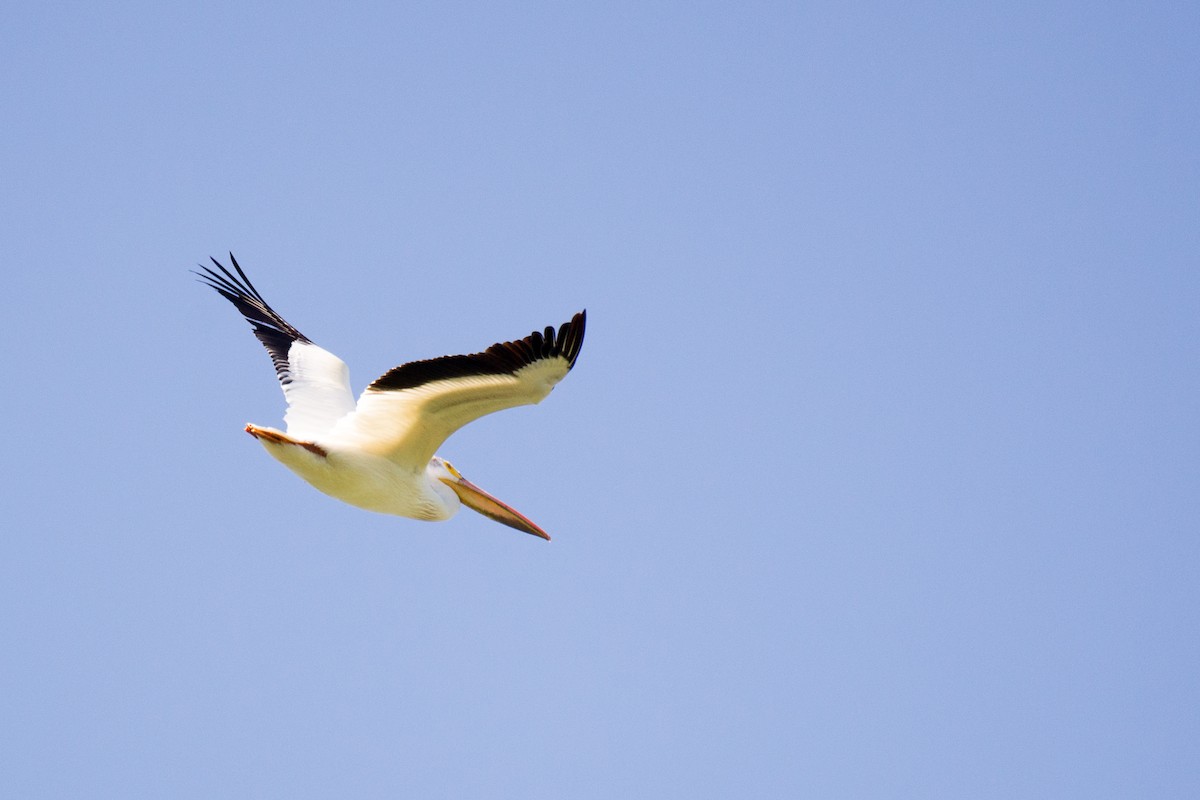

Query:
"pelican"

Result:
[[196, 254, 585, 541]]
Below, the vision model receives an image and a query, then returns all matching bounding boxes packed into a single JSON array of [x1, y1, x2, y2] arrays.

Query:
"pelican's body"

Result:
[[243, 430, 439, 517], [197, 255, 585, 540]]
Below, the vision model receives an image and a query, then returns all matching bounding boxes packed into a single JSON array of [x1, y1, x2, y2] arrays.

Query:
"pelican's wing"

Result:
[[196, 254, 356, 440], [325, 311, 586, 471]]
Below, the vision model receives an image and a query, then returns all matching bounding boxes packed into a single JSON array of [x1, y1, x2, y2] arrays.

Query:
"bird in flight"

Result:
[[196, 254, 585, 540]]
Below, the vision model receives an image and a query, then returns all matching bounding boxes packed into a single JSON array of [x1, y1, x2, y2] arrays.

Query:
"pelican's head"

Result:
[[428, 456, 550, 541]]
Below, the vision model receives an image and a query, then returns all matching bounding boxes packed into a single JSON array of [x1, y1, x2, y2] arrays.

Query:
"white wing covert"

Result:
[[196, 256, 356, 440]]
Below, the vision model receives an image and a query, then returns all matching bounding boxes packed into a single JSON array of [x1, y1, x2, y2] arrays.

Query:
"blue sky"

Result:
[[2, 2, 1197, 797]]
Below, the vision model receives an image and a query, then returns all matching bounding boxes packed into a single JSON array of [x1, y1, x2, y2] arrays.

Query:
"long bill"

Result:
[[441, 474, 551, 541]]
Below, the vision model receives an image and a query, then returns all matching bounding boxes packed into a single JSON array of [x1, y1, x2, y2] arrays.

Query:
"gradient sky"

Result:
[[2, 2, 1198, 797]]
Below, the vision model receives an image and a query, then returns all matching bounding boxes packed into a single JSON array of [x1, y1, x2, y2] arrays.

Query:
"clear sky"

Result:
[[2, 2, 1197, 797]]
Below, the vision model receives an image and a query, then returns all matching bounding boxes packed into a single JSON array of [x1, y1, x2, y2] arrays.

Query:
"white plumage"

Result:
[[197, 254, 585, 540]]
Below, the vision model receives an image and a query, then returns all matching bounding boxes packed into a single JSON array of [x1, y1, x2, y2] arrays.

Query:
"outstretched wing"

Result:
[[195, 254, 356, 440], [324, 311, 586, 471]]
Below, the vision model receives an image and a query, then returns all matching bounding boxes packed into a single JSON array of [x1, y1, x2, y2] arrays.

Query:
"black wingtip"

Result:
[[562, 309, 586, 369]]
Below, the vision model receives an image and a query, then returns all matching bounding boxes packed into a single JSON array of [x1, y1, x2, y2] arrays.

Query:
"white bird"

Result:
[[197, 254, 585, 541]]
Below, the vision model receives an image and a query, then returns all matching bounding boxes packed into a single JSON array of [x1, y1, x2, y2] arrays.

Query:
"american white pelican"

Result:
[[197, 254, 585, 541]]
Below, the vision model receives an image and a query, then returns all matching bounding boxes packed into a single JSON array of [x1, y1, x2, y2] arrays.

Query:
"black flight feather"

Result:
[[367, 310, 586, 393], [194, 253, 311, 385]]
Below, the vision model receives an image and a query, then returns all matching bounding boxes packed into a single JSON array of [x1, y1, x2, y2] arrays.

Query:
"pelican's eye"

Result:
[[443, 460, 462, 479]]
